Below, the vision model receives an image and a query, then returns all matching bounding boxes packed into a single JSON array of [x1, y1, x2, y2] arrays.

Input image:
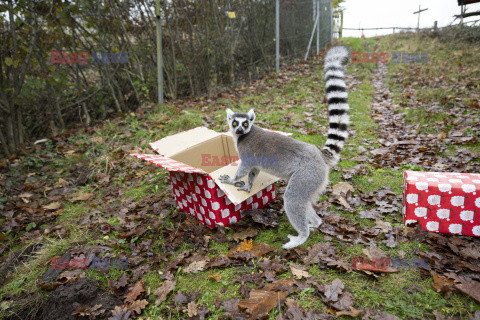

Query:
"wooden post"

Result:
[[461, 5, 465, 26], [339, 11, 343, 38], [413, 5, 428, 34]]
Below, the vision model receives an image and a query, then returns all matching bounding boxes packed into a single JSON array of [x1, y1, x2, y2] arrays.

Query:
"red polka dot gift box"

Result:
[[402, 170, 480, 237], [131, 127, 290, 228]]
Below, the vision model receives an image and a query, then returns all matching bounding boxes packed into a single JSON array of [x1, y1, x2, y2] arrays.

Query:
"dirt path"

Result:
[[368, 60, 480, 173]]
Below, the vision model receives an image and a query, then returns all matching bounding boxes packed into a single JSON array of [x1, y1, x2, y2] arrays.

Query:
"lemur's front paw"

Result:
[[219, 174, 236, 185], [237, 183, 251, 193], [219, 174, 231, 182]]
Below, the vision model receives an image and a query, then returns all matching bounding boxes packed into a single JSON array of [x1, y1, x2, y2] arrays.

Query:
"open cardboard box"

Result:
[[131, 127, 288, 227]]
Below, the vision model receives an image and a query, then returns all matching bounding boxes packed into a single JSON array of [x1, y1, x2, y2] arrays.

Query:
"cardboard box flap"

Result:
[[150, 126, 220, 157], [209, 160, 279, 205], [131, 154, 207, 174]]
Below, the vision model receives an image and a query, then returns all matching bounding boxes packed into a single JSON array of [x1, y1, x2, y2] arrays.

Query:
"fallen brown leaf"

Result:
[[374, 220, 392, 233], [154, 280, 176, 306], [334, 306, 363, 317], [228, 241, 275, 259], [127, 299, 149, 315], [72, 304, 104, 318], [108, 306, 131, 320], [332, 182, 354, 196], [238, 289, 288, 319], [290, 263, 311, 279], [124, 280, 145, 304], [432, 273, 454, 297], [43, 202, 61, 210], [108, 273, 129, 296], [208, 254, 232, 268], [182, 259, 208, 274], [324, 278, 344, 302], [362, 246, 388, 261], [332, 292, 354, 311], [187, 301, 198, 317], [70, 192, 93, 202], [454, 279, 480, 303], [285, 298, 308, 320], [232, 228, 259, 242], [208, 274, 222, 282]]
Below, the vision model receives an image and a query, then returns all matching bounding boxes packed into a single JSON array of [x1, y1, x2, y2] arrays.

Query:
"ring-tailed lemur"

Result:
[[219, 46, 350, 249]]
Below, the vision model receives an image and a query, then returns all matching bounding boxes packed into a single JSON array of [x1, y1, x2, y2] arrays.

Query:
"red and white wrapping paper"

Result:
[[131, 154, 207, 174], [169, 171, 275, 228], [402, 170, 480, 237]]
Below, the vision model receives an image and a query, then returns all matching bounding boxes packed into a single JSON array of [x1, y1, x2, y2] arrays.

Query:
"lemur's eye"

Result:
[[243, 122, 248, 127], [232, 121, 238, 127]]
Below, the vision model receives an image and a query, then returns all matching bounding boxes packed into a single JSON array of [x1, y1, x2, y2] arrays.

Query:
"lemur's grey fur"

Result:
[[219, 46, 350, 249]]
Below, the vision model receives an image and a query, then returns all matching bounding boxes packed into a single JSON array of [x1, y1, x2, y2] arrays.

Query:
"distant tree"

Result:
[[332, 0, 345, 38]]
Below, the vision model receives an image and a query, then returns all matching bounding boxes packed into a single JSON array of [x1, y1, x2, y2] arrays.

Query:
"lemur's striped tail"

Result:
[[322, 46, 350, 167]]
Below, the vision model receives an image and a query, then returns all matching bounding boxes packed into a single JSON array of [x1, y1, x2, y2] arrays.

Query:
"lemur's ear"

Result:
[[247, 108, 255, 122], [226, 108, 234, 120]]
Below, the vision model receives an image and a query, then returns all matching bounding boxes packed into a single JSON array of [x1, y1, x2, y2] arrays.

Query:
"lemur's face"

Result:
[[226, 108, 255, 135]]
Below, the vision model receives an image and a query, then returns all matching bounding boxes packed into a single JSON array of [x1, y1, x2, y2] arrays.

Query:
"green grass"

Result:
[[0, 234, 85, 299], [57, 202, 91, 228], [123, 171, 168, 201]]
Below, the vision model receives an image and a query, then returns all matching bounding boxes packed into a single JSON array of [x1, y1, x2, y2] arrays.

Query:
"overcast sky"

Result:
[[341, 0, 480, 37]]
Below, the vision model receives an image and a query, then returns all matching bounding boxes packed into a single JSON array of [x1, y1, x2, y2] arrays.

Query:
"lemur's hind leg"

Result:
[[282, 170, 325, 249], [282, 166, 327, 249], [307, 176, 328, 230], [308, 183, 327, 229], [307, 206, 322, 230]]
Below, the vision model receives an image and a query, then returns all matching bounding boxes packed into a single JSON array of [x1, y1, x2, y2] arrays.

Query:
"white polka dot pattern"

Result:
[[426, 221, 439, 232], [166, 171, 276, 228], [403, 170, 480, 237]]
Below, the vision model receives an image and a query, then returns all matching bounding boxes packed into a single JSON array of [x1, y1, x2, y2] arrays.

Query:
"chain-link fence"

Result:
[[0, 0, 332, 157], [278, 0, 331, 61]]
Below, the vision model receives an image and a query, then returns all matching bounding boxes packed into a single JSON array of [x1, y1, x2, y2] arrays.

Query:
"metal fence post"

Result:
[[276, 0, 280, 73], [155, 0, 164, 104], [316, 0, 320, 54], [329, 0, 333, 43], [305, 9, 320, 61]]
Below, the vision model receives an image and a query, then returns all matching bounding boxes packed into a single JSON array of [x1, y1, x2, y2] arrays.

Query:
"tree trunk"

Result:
[[0, 128, 10, 156]]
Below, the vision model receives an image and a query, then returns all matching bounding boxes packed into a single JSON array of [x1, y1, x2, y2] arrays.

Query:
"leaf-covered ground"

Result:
[[0, 32, 479, 320]]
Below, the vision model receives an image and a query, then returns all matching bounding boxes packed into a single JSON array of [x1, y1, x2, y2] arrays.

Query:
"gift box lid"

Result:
[[149, 126, 220, 157]]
